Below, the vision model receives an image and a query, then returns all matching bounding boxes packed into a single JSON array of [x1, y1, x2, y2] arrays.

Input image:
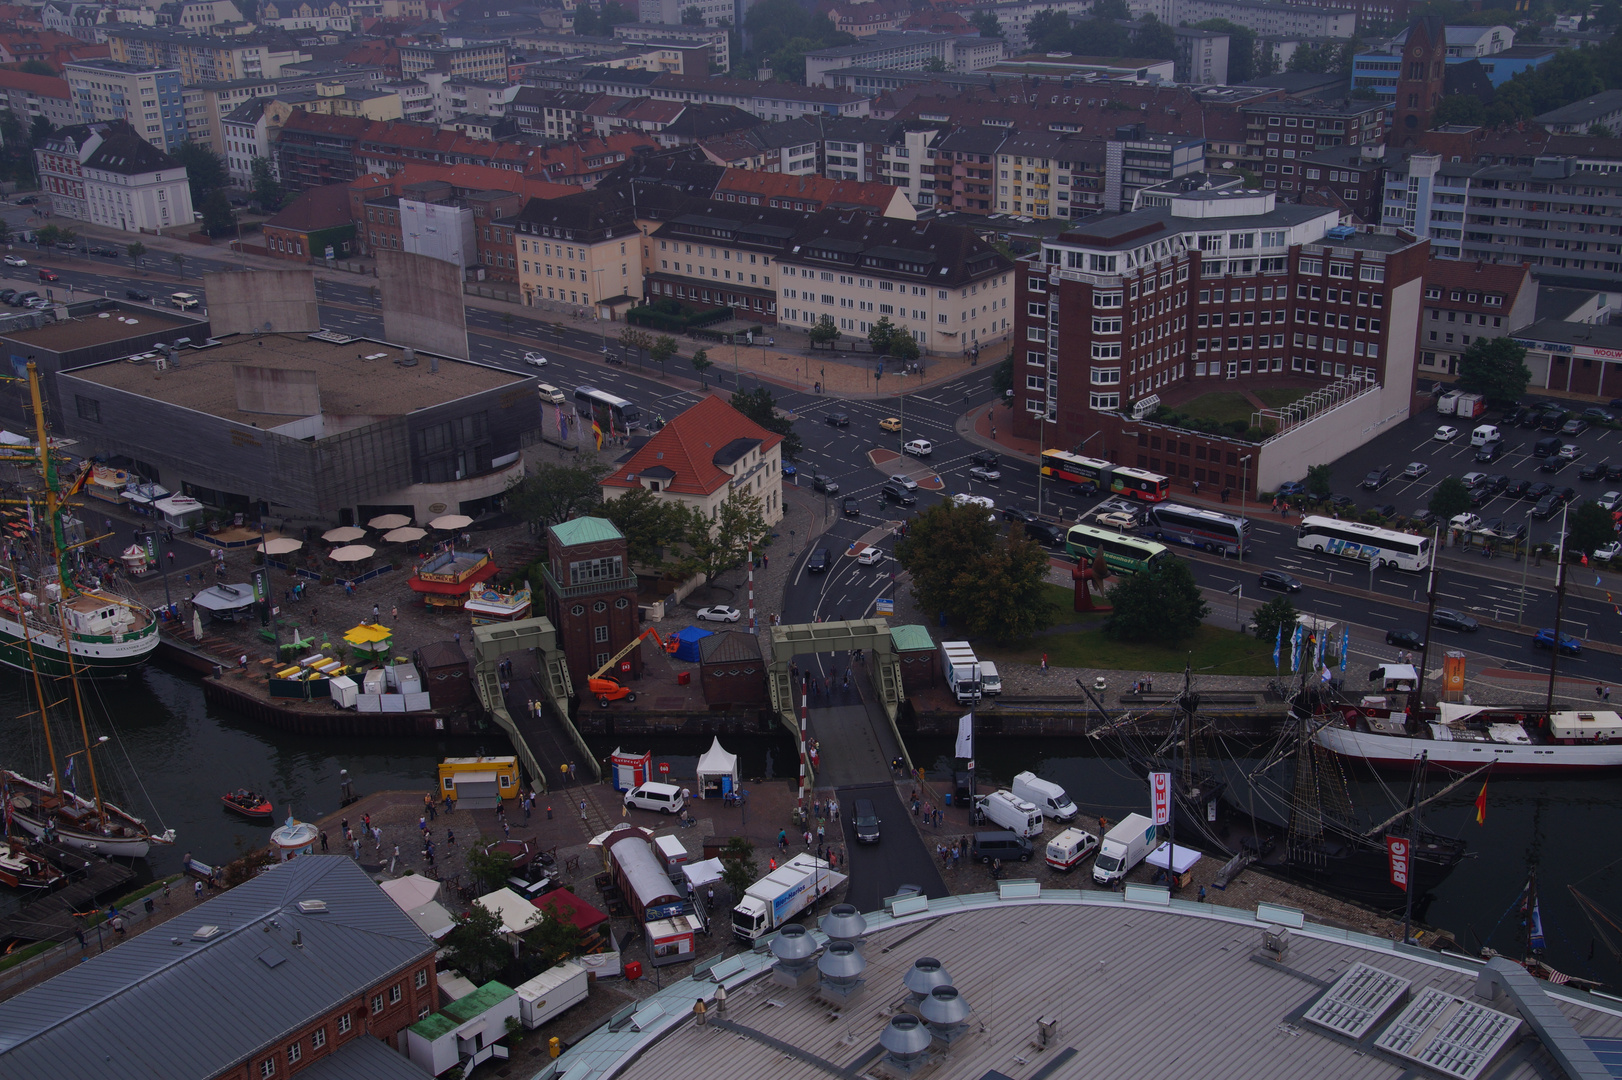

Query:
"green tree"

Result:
[[1287, 41, 1336, 72], [1433, 94, 1487, 126], [171, 252, 185, 277], [744, 0, 850, 81], [619, 325, 653, 365], [730, 384, 802, 460], [599, 485, 687, 569], [718, 835, 757, 901], [506, 461, 609, 527], [1026, 8, 1071, 48], [525, 899, 588, 969], [970, 10, 1003, 36], [991, 356, 1013, 397], [1103, 559, 1209, 644], [28, 114, 52, 146], [56, 227, 76, 247], [959, 529, 1057, 644], [682, 4, 705, 22], [126, 240, 147, 267], [1589, 122, 1615, 138], [888, 332, 920, 363], [16, 60, 54, 77], [924, 56, 947, 72], [443, 903, 511, 984], [172, 141, 228, 203], [867, 315, 895, 354], [1305, 463, 1333, 499], [1457, 336, 1531, 408], [1251, 594, 1298, 643], [893, 499, 1001, 623], [1428, 476, 1472, 518], [808, 315, 841, 350], [1569, 500, 1616, 557], [690, 346, 714, 387], [465, 844, 517, 894], [250, 156, 283, 210], [650, 333, 678, 374], [34, 224, 59, 248], [200, 189, 234, 237], [1133, 14, 1177, 59], [1094, 0, 1129, 17], [683, 490, 770, 583]]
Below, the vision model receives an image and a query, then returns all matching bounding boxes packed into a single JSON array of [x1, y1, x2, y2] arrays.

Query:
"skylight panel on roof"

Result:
[[1303, 962, 1410, 1039], [1373, 987, 1521, 1080]]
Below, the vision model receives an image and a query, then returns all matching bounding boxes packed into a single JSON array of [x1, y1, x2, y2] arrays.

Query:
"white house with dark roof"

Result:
[[35, 119, 195, 232]]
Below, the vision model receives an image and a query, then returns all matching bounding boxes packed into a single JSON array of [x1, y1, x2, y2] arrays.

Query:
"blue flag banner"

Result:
[[1273, 625, 1282, 671]]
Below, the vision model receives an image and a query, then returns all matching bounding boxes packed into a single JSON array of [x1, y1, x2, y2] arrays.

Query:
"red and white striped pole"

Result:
[[747, 544, 756, 630], [798, 680, 808, 811]]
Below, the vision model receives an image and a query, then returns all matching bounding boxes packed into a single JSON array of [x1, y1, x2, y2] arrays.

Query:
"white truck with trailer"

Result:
[[938, 640, 981, 704], [973, 789, 1044, 838], [731, 853, 845, 941], [1091, 813, 1162, 888]]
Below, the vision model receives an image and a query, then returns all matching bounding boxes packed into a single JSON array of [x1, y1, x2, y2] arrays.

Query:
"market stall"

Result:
[[694, 737, 740, 800]]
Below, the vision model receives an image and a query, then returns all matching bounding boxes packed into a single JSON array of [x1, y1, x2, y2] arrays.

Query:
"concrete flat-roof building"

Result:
[[546, 891, 1622, 1080], [58, 330, 539, 524]]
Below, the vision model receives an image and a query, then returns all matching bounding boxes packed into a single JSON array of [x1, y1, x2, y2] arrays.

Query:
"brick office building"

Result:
[[0, 857, 437, 1080], [1418, 259, 1537, 376], [541, 517, 642, 697], [1011, 187, 1430, 495]]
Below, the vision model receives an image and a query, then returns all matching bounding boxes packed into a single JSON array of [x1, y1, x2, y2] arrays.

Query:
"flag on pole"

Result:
[[1272, 625, 1282, 670], [1475, 775, 1489, 824], [1339, 627, 1349, 672], [592, 419, 603, 449], [954, 713, 973, 759], [64, 756, 75, 796], [1529, 894, 1546, 952], [1290, 624, 1303, 673]]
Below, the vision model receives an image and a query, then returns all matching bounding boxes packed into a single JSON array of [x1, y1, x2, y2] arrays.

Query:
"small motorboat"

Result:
[[0, 839, 65, 889], [221, 789, 273, 821]]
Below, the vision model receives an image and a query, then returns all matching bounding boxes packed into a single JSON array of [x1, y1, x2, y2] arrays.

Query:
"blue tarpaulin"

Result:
[[671, 625, 713, 662]]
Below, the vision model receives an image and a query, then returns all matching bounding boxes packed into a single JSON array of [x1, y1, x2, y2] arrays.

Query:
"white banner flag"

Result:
[[1150, 771, 1171, 826], [954, 713, 974, 759]]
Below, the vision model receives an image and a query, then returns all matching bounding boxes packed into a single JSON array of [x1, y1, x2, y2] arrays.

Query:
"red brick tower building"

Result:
[[542, 518, 642, 697], [1391, 16, 1448, 148]]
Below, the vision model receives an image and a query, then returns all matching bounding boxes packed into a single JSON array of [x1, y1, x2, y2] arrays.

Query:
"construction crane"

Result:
[[587, 627, 673, 707]]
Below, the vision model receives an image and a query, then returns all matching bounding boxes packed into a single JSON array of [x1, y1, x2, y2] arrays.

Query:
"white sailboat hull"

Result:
[[9, 813, 153, 858], [1314, 721, 1622, 772]]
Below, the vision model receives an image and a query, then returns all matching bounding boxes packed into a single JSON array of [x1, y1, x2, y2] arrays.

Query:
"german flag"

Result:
[[66, 466, 90, 496]]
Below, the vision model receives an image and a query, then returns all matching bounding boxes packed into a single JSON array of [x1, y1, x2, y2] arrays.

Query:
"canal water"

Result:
[[3, 660, 1617, 990]]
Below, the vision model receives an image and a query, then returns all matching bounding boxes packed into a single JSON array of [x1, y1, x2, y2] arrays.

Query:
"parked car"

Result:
[[1532, 495, 1561, 519], [879, 417, 901, 432], [968, 465, 1001, 482], [888, 474, 917, 491], [1532, 627, 1582, 655], [1483, 474, 1510, 496], [695, 605, 742, 623], [841, 496, 860, 517], [1258, 570, 1303, 592], [811, 474, 840, 494], [1386, 628, 1424, 649], [1450, 512, 1483, 531], [1539, 409, 1569, 431], [806, 548, 830, 573], [2, 255, 25, 267], [1328, 493, 1356, 511], [1559, 443, 1583, 461], [971, 449, 1000, 467], [1002, 507, 1034, 523], [1434, 425, 1459, 441], [1597, 491, 1622, 511], [1461, 471, 1488, 489], [1526, 482, 1554, 502], [1370, 502, 1397, 518], [1025, 521, 1065, 545], [1401, 462, 1429, 480], [1608, 463, 1622, 482], [1475, 440, 1504, 463], [825, 411, 850, 427], [1594, 539, 1622, 561], [125, 288, 150, 301], [1581, 460, 1610, 482], [882, 483, 916, 506], [1361, 466, 1391, 490], [1519, 408, 1547, 428], [12, 291, 38, 306], [1582, 406, 1614, 423], [1276, 480, 1307, 497], [1096, 511, 1137, 530], [1563, 418, 1590, 436], [1504, 479, 1532, 499], [0, 289, 14, 304], [903, 439, 933, 457], [1432, 608, 1480, 632]]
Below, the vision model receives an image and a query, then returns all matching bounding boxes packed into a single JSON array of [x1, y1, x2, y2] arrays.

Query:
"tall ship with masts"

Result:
[[0, 363, 158, 677]]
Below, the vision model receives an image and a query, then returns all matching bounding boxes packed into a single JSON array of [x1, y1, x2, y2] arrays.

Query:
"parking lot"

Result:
[[1306, 398, 1622, 543]]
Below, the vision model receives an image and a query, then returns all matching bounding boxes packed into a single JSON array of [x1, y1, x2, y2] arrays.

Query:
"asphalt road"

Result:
[[836, 783, 947, 912]]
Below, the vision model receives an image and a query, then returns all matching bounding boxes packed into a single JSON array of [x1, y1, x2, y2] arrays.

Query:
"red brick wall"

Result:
[[262, 226, 308, 261], [544, 532, 641, 695]]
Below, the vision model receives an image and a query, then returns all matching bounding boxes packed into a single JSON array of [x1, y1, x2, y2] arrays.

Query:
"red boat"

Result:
[[221, 789, 272, 821]]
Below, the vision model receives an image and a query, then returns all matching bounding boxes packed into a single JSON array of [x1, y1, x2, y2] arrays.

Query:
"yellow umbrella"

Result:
[[328, 544, 376, 562], [367, 513, 412, 530], [257, 537, 302, 555], [428, 514, 473, 530], [322, 526, 366, 542], [383, 526, 427, 543]]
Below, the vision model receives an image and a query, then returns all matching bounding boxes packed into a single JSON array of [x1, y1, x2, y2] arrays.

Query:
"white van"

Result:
[[1044, 827, 1099, 871], [623, 781, 684, 814], [979, 660, 1002, 696], [170, 291, 199, 310], [536, 382, 565, 405], [1011, 771, 1076, 821], [973, 789, 1044, 838], [1471, 424, 1501, 447]]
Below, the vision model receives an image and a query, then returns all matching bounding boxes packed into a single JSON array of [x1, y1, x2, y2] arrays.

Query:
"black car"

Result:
[[1432, 608, 1480, 632], [1582, 460, 1611, 481], [1583, 406, 1614, 423], [1258, 570, 1302, 592], [812, 474, 839, 494], [1483, 474, 1510, 496], [1555, 485, 1577, 503], [126, 288, 151, 301], [1386, 628, 1424, 649], [852, 798, 880, 844], [1503, 406, 1529, 426], [1025, 521, 1065, 545], [1526, 482, 1553, 502], [971, 449, 1001, 468], [1504, 479, 1532, 499], [1532, 495, 1561, 519], [1475, 441, 1504, 463], [1068, 480, 1100, 498], [1370, 503, 1397, 518], [1002, 507, 1033, 523], [0, 289, 14, 304], [88, 246, 118, 257], [1540, 410, 1569, 431], [1519, 408, 1546, 429], [15, 194, 36, 204], [806, 548, 831, 573], [1361, 467, 1391, 490], [1608, 463, 1622, 482], [824, 411, 850, 427], [841, 496, 860, 517], [1328, 493, 1356, 511], [1469, 486, 1494, 508], [882, 483, 916, 506]]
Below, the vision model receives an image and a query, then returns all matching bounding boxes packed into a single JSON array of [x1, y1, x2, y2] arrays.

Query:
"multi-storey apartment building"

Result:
[[0, 69, 79, 132], [63, 58, 184, 152], [612, 23, 730, 70], [1238, 99, 1384, 181], [804, 33, 1005, 87], [1011, 188, 1430, 493], [398, 41, 507, 82], [1127, 0, 1355, 37], [513, 186, 643, 311], [1383, 152, 1622, 277], [105, 28, 306, 83], [576, 70, 870, 122], [1417, 259, 1536, 376]]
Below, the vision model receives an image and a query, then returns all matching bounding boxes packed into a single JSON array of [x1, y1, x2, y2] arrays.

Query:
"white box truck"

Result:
[[515, 961, 589, 1030], [1092, 813, 1161, 888], [731, 853, 846, 941], [973, 789, 1044, 838], [1456, 393, 1487, 419], [1011, 771, 1077, 822], [939, 640, 981, 704]]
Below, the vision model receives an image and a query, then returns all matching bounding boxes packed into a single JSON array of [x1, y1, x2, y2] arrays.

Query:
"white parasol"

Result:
[[328, 544, 377, 562], [367, 513, 413, 530], [257, 537, 303, 555], [428, 514, 473, 530], [322, 526, 366, 542], [383, 526, 428, 543]]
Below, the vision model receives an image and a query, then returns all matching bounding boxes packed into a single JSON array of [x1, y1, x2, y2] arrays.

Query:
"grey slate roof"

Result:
[[84, 131, 180, 176], [1535, 88, 1622, 126], [0, 856, 436, 1080], [290, 1032, 433, 1080]]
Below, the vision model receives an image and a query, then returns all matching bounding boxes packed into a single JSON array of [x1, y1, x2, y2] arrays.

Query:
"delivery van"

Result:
[[973, 789, 1044, 838], [1045, 827, 1099, 871], [536, 382, 565, 405], [1092, 812, 1161, 888], [623, 781, 684, 814], [1471, 424, 1501, 447], [970, 830, 1032, 864], [1011, 771, 1077, 822]]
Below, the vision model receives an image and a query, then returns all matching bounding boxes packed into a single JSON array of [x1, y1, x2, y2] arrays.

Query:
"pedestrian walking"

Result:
[[778, 829, 787, 851], [319, 831, 328, 852], [110, 914, 124, 937], [446, 829, 455, 845], [502, 820, 510, 838], [194, 880, 204, 900], [419, 815, 427, 833], [803, 829, 812, 848], [579, 799, 587, 823]]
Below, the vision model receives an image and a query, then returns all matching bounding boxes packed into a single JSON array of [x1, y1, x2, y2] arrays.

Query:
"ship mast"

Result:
[[56, 602, 106, 826], [10, 561, 62, 798], [25, 361, 72, 595]]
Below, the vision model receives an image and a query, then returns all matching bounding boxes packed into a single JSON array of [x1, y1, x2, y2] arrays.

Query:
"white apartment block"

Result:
[[1129, 0, 1356, 38]]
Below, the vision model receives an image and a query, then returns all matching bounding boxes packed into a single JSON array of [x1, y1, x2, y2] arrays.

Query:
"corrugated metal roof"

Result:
[[290, 1031, 433, 1080], [0, 856, 436, 1080], [550, 517, 624, 548], [889, 624, 934, 653]]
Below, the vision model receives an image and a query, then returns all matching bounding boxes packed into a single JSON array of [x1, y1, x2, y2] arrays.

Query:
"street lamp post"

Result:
[[1518, 510, 1535, 625], [591, 268, 607, 358], [1239, 454, 1251, 565]]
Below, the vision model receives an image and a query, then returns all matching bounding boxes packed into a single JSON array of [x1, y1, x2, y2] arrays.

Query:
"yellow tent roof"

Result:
[[344, 624, 393, 645]]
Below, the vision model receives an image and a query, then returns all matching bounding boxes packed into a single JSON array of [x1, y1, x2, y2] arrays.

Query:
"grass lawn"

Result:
[[974, 585, 1278, 676], [1176, 388, 1306, 426]]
